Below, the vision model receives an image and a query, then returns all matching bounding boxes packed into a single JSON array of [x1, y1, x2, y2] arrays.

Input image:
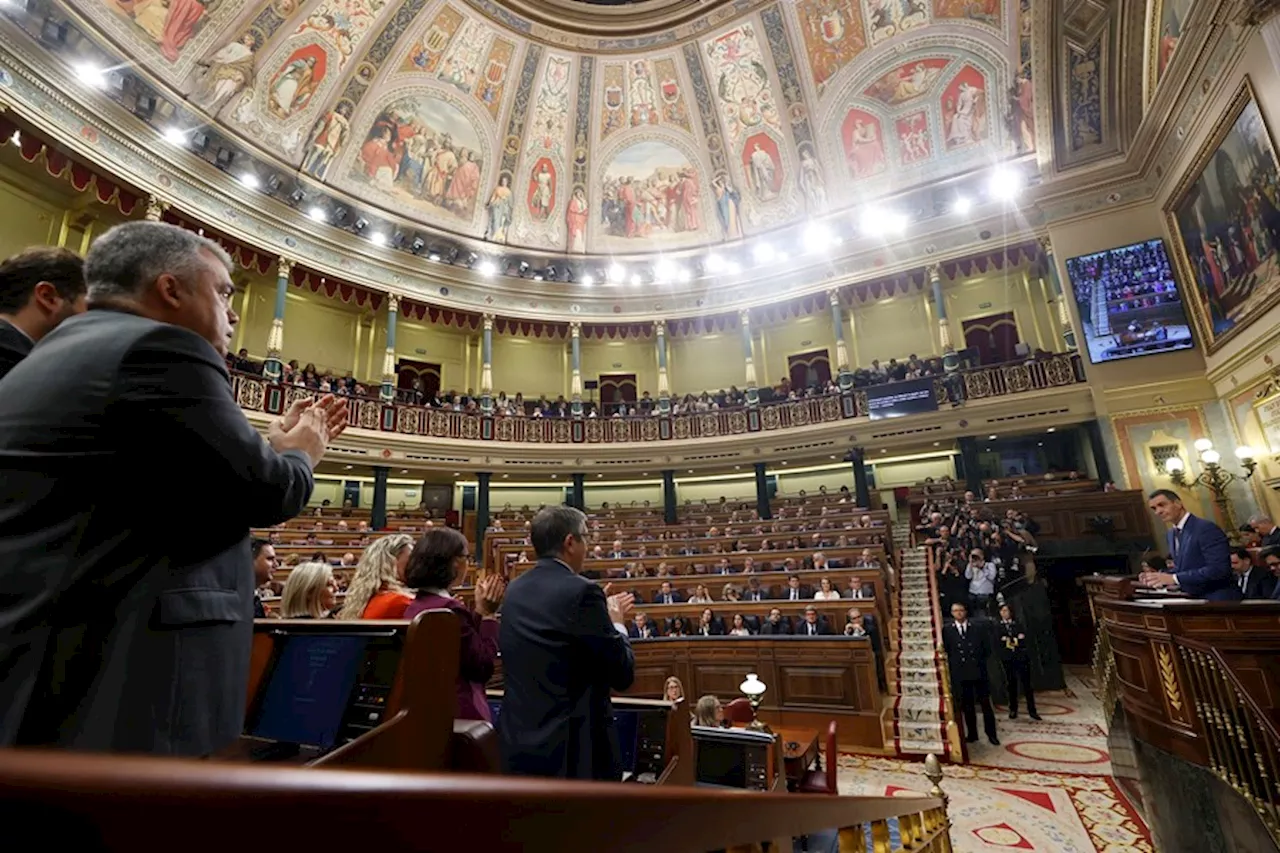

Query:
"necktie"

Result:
[[1240, 572, 1248, 592], [1173, 527, 1183, 558], [808, 624, 814, 635], [959, 624, 966, 638], [791, 590, 797, 600]]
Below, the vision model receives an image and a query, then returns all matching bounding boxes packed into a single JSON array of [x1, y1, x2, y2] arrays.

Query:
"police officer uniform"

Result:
[[942, 616, 999, 744]]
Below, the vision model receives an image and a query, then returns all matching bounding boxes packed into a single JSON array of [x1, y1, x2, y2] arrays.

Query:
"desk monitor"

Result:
[[692, 725, 775, 791]]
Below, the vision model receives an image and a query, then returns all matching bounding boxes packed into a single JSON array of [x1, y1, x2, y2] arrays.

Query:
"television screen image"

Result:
[[1064, 238, 1195, 363], [864, 377, 939, 420]]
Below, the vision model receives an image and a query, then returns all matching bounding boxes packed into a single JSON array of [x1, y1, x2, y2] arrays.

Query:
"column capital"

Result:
[[569, 320, 582, 337], [827, 288, 842, 306], [483, 312, 495, 330], [1038, 235, 1054, 257], [653, 319, 667, 336], [738, 308, 751, 326], [926, 263, 943, 283], [144, 195, 169, 222], [386, 293, 400, 314], [276, 256, 294, 279]]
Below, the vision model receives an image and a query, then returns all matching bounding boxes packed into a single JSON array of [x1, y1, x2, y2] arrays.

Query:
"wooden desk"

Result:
[[773, 726, 819, 786]]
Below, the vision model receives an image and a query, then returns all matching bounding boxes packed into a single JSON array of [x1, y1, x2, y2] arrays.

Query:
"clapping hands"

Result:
[[475, 574, 507, 617], [268, 394, 348, 466], [603, 582, 636, 625]]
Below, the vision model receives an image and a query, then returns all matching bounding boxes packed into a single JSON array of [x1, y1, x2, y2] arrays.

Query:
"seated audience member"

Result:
[[337, 533, 416, 619], [1249, 514, 1280, 550], [797, 605, 831, 636], [403, 528, 504, 721], [844, 576, 875, 599], [780, 573, 809, 602], [251, 538, 278, 618], [629, 611, 660, 639], [693, 695, 724, 727], [1262, 549, 1280, 600], [743, 577, 767, 601], [728, 613, 752, 636], [811, 551, 831, 570], [813, 575, 840, 600], [1231, 547, 1276, 600], [854, 549, 880, 568], [280, 562, 339, 619], [689, 583, 714, 604], [696, 607, 723, 636], [664, 676, 685, 704], [843, 608, 868, 637], [759, 608, 791, 635], [340, 552, 358, 568], [0, 246, 87, 380], [653, 580, 682, 605], [667, 615, 689, 637], [722, 583, 742, 602]]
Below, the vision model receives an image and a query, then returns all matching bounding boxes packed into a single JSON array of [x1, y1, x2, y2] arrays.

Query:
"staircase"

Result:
[[1090, 280, 1111, 337], [886, 525, 950, 758]]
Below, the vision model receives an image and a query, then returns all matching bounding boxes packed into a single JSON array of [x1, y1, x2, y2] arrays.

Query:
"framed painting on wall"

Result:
[[1164, 77, 1280, 354]]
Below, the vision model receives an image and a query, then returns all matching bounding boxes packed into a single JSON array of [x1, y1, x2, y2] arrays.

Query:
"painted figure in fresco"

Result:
[[712, 174, 743, 240], [447, 150, 481, 216], [747, 142, 777, 201], [302, 103, 351, 179], [798, 147, 826, 212], [566, 186, 588, 252], [946, 81, 986, 147], [530, 162, 554, 220], [678, 168, 702, 232], [360, 126, 400, 189], [485, 175, 513, 242], [270, 56, 319, 119], [1007, 73, 1035, 153], [190, 31, 258, 112], [847, 117, 886, 178], [114, 0, 209, 62]]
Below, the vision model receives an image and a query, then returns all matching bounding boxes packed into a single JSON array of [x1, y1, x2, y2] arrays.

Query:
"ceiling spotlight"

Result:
[[265, 175, 282, 192], [353, 217, 369, 231], [1047, 427, 1056, 433], [466, 252, 479, 266], [162, 126, 187, 146], [752, 242, 776, 264], [134, 94, 158, 118], [580, 273, 595, 287], [885, 210, 909, 235], [858, 207, 883, 235], [288, 188, 305, 205], [608, 263, 625, 283], [307, 206, 326, 222], [630, 274, 642, 287], [803, 222, 833, 252], [546, 264, 558, 279], [989, 167, 1024, 200], [533, 274, 544, 281], [75, 62, 108, 89], [653, 258, 674, 281], [953, 195, 972, 215], [189, 131, 210, 152], [444, 247, 459, 263], [517, 261, 530, 274], [411, 238, 425, 254], [428, 251, 441, 262], [988, 434, 997, 440], [705, 253, 725, 273], [675, 266, 691, 283], [215, 147, 236, 168], [477, 259, 497, 277], [368, 232, 389, 247], [237, 173, 260, 190]]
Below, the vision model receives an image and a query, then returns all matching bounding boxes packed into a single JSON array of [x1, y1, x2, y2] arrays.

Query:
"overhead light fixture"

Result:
[[550, 474, 557, 479], [288, 188, 306, 205], [266, 175, 282, 192], [411, 238, 425, 254], [237, 173, 260, 190], [1047, 427, 1056, 433], [162, 126, 187, 146], [400, 469, 408, 473], [953, 195, 972, 215], [477, 259, 497, 277], [533, 274, 544, 281], [803, 222, 834, 252], [344, 464, 353, 470], [653, 258, 674, 281], [368, 232, 388, 247], [307, 206, 326, 222], [428, 251, 441, 262], [580, 273, 595, 287], [705, 253, 725, 273], [517, 261, 530, 274], [75, 61, 107, 89], [596, 473, 603, 478], [353, 217, 369, 232], [752, 242, 775, 264], [630, 274, 642, 287], [608, 263, 625, 283], [675, 266, 691, 283], [215, 147, 236, 168], [989, 167, 1024, 200], [546, 264, 558, 279], [988, 434, 997, 440], [502, 473, 509, 478]]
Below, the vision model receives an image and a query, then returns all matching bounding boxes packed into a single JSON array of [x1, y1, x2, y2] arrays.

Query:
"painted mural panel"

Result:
[[863, 59, 949, 106], [401, 4, 464, 73], [599, 57, 691, 140], [1008, 0, 1035, 154], [652, 58, 692, 132], [895, 110, 932, 165], [940, 64, 988, 150], [742, 133, 784, 202], [267, 45, 326, 119], [93, 0, 245, 77], [189, 32, 261, 114], [437, 17, 491, 95], [794, 0, 868, 94], [867, 0, 929, 46], [475, 37, 515, 120], [1167, 81, 1280, 354], [1068, 39, 1103, 152], [1155, 0, 1193, 83], [599, 139, 706, 249], [525, 55, 573, 162], [703, 24, 783, 148], [798, 144, 828, 212], [349, 92, 486, 223], [600, 63, 627, 140], [841, 108, 888, 180], [932, 0, 1001, 27]]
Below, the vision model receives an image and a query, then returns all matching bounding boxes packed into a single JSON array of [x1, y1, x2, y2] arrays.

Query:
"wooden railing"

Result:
[[0, 750, 954, 852], [232, 353, 1086, 445]]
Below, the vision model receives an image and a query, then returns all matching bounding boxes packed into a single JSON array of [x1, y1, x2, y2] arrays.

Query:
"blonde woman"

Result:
[[664, 676, 685, 704], [281, 561, 339, 619], [693, 695, 724, 727], [337, 533, 416, 620], [814, 576, 840, 600], [689, 583, 713, 604]]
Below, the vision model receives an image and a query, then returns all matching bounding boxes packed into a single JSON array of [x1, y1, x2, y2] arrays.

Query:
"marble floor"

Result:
[[838, 667, 1153, 853]]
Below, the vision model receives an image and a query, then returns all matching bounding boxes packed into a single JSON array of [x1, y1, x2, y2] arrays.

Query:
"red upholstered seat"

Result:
[[723, 697, 755, 725], [797, 721, 838, 794]]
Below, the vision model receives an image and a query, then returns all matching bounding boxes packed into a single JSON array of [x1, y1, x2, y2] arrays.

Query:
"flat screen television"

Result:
[[1064, 238, 1195, 363], [864, 377, 939, 420]]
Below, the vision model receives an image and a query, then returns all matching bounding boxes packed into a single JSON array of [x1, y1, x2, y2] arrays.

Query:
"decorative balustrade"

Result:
[[233, 352, 1086, 444]]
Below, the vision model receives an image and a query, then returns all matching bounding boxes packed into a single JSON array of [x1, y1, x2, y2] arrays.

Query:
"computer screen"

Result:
[[1064, 238, 1195, 363], [250, 634, 370, 750], [864, 377, 939, 420], [694, 736, 747, 788]]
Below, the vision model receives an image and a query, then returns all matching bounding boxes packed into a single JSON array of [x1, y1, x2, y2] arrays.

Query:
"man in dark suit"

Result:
[[628, 611, 660, 639], [758, 608, 791, 635], [1263, 549, 1280, 601], [796, 605, 831, 636], [250, 538, 278, 618], [780, 574, 811, 602], [0, 246, 86, 380], [1231, 547, 1276, 600], [500, 505, 636, 780], [0, 222, 346, 756], [652, 580, 683, 605], [1141, 489, 1241, 601], [1249, 515, 1280, 551], [997, 604, 1039, 720], [942, 602, 999, 745]]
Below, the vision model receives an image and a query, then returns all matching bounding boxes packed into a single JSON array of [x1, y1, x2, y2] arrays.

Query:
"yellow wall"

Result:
[[851, 295, 933, 365], [775, 465, 854, 495], [581, 337, 658, 403], [757, 313, 836, 387], [944, 270, 1058, 355], [668, 333, 743, 395], [491, 335, 566, 399], [872, 456, 958, 487], [0, 172, 59, 257]]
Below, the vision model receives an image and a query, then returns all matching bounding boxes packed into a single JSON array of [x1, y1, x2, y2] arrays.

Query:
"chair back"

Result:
[[723, 697, 755, 725]]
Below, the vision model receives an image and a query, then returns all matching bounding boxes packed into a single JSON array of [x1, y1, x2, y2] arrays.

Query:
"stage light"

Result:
[[477, 259, 497, 277], [546, 264, 558, 279], [989, 167, 1023, 200], [368, 232, 388, 246], [466, 252, 479, 266], [353, 217, 368, 231], [428, 251, 441, 262], [411, 237, 425, 254], [265, 175, 282, 192], [630, 274, 642, 287], [580, 273, 595, 287], [608, 263, 625, 283], [161, 127, 187, 146], [752, 242, 775, 263], [675, 266, 691, 283], [533, 274, 544, 281], [215, 147, 236, 168], [885, 210, 909, 235], [653, 258, 675, 281], [288, 188, 305, 205], [307, 206, 326, 222], [238, 173, 260, 190], [803, 222, 834, 252], [953, 195, 972, 215], [705, 253, 725, 273], [76, 62, 107, 88]]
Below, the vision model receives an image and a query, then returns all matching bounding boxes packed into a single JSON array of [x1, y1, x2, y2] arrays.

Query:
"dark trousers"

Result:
[[956, 678, 998, 741], [1002, 659, 1036, 715]]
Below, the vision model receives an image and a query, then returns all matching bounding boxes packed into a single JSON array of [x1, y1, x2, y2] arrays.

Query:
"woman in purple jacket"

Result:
[[403, 528, 506, 721]]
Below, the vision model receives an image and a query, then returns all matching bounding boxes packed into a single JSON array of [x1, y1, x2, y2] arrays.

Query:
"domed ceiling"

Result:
[[62, 0, 1035, 256]]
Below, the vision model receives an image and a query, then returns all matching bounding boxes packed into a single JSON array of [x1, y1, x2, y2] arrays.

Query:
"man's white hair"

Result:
[[85, 221, 233, 302]]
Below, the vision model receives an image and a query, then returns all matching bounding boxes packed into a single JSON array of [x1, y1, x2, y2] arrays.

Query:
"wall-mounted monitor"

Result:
[[1064, 238, 1195, 363], [864, 376, 939, 420]]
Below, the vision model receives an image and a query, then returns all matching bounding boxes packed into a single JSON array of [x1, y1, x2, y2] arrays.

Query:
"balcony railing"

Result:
[[233, 352, 1086, 444]]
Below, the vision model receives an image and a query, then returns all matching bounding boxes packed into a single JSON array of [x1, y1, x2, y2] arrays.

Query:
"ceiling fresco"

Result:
[[45, 0, 1033, 256]]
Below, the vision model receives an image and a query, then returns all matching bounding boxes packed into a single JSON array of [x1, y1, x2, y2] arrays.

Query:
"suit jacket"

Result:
[[778, 586, 812, 602], [404, 593, 499, 722], [796, 618, 832, 636], [844, 583, 876, 600], [759, 618, 791, 635], [1168, 515, 1241, 601], [499, 558, 635, 780], [628, 620, 660, 639], [1238, 567, 1277, 601], [996, 619, 1029, 662], [0, 310, 314, 756], [942, 620, 993, 683], [0, 319, 33, 381], [743, 588, 767, 602], [651, 590, 683, 605]]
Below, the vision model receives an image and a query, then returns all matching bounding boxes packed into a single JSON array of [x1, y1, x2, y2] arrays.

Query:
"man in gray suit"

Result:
[[0, 221, 347, 756]]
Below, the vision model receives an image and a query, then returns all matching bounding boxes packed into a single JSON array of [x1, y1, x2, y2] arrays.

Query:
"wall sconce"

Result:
[[1164, 439, 1256, 532]]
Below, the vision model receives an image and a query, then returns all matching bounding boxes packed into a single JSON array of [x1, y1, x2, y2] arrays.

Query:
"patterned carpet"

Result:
[[839, 668, 1152, 852]]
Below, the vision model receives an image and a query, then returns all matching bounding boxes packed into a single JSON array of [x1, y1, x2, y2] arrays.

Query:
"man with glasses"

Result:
[[500, 505, 636, 780], [1263, 549, 1280, 601]]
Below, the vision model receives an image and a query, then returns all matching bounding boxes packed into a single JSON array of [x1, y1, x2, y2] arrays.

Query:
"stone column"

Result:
[[480, 313, 494, 415], [829, 289, 853, 391], [655, 321, 671, 415], [928, 264, 959, 371], [569, 321, 583, 418], [263, 257, 291, 382], [958, 436, 983, 496], [662, 469, 677, 524], [741, 309, 759, 407], [571, 473, 585, 511], [754, 461, 772, 520], [1041, 237, 1077, 351], [371, 466, 389, 530], [849, 447, 870, 509], [381, 295, 399, 403], [476, 471, 491, 567]]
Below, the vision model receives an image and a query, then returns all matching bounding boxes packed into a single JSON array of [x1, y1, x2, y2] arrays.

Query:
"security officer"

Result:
[[997, 604, 1040, 721], [942, 601, 999, 745]]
